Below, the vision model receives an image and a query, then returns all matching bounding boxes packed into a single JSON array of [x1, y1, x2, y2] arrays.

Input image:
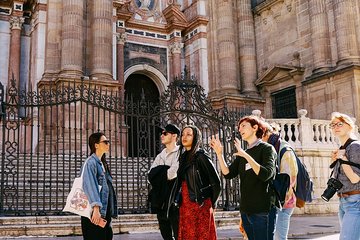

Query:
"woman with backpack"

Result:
[[210, 115, 277, 240], [262, 122, 298, 240], [329, 112, 360, 240]]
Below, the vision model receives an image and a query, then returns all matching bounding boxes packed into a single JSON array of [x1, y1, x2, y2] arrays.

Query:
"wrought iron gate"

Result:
[[0, 73, 251, 216]]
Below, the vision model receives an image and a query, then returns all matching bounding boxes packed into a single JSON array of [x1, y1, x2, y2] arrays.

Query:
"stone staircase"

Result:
[[2, 154, 153, 214], [0, 211, 240, 237]]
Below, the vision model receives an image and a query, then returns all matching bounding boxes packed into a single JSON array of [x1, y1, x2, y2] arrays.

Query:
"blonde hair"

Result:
[[330, 112, 356, 129]]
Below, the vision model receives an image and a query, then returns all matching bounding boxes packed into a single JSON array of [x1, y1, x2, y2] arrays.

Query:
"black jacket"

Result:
[[170, 149, 221, 208], [148, 165, 172, 213]]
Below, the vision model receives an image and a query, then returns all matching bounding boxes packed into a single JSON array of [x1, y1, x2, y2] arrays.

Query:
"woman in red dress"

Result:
[[174, 125, 221, 240]]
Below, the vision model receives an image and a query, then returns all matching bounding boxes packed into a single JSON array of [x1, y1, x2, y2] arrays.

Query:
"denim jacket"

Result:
[[81, 153, 118, 218]]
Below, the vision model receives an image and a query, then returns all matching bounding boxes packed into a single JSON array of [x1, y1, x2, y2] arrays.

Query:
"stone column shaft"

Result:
[[333, 0, 360, 65], [61, 0, 84, 76], [43, 0, 62, 78], [216, 1, 238, 90], [238, 0, 258, 95], [117, 33, 126, 97], [170, 42, 183, 81], [309, 0, 331, 72], [91, 0, 113, 80], [8, 16, 24, 88]]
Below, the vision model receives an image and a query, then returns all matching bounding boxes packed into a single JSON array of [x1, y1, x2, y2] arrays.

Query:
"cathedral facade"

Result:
[[0, 0, 359, 120]]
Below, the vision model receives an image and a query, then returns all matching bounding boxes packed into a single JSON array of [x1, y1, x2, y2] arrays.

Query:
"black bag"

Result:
[[272, 172, 290, 209]]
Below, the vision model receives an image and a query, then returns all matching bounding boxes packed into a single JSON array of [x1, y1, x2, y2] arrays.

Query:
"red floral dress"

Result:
[[178, 181, 217, 240]]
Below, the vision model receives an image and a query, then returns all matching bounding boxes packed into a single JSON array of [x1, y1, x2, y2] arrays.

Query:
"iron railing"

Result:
[[0, 74, 252, 216]]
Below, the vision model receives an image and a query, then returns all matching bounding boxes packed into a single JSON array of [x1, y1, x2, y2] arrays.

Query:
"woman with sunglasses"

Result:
[[81, 132, 117, 240], [210, 115, 277, 240], [329, 112, 360, 240]]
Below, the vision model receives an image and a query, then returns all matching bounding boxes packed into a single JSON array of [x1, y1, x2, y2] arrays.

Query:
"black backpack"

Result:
[[280, 147, 313, 208]]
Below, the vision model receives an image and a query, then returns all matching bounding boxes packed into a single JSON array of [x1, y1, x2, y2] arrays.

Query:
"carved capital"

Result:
[[169, 42, 183, 54], [116, 33, 127, 45], [9, 16, 24, 30]]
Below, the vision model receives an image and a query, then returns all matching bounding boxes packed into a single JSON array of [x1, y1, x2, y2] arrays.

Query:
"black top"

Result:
[[224, 141, 276, 214]]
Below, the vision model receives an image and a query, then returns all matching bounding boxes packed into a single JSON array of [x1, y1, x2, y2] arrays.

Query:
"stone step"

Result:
[[0, 211, 240, 237]]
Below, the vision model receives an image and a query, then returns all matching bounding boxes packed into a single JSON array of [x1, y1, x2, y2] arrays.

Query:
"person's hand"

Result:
[[91, 206, 101, 225], [233, 137, 247, 158], [337, 149, 347, 161], [210, 135, 223, 155]]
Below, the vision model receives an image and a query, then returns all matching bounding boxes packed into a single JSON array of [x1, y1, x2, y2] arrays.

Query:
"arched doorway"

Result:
[[124, 74, 161, 158]]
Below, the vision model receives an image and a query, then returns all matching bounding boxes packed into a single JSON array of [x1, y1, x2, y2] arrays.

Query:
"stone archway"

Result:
[[124, 73, 161, 158], [124, 64, 168, 94]]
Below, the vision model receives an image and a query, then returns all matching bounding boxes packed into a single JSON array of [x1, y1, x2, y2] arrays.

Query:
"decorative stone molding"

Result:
[[117, 20, 125, 28], [169, 42, 183, 54], [298, 109, 308, 118], [0, 7, 12, 15], [116, 33, 127, 45], [14, 2, 23, 11], [9, 16, 24, 30], [252, 109, 262, 117], [256, 0, 294, 25]]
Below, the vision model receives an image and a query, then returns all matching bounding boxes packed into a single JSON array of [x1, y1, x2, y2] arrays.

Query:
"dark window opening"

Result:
[[271, 87, 297, 118]]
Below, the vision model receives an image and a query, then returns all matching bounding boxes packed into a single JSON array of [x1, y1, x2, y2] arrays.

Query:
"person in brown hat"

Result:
[[148, 123, 180, 240]]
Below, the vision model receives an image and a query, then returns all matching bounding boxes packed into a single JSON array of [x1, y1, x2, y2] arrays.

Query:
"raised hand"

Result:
[[233, 137, 247, 158], [210, 134, 223, 155]]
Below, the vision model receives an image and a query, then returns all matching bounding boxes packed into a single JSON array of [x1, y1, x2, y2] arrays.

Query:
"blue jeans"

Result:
[[338, 194, 360, 240], [275, 207, 294, 240], [241, 206, 277, 240]]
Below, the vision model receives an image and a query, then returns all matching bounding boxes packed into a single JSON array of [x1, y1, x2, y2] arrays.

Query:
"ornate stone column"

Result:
[[238, 0, 258, 95], [309, 0, 331, 72], [116, 32, 126, 96], [169, 42, 183, 81], [90, 0, 113, 81], [333, 0, 360, 65], [60, 0, 84, 78], [216, 0, 238, 93], [7, 16, 24, 88]]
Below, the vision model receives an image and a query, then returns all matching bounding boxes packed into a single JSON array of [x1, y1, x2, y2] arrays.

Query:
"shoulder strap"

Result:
[[338, 159, 360, 169], [279, 146, 292, 166]]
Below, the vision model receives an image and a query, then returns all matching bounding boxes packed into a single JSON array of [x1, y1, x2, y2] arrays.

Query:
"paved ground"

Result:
[[0, 214, 340, 240]]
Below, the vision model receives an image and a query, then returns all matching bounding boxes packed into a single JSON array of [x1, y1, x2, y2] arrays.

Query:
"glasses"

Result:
[[99, 140, 110, 145], [329, 122, 345, 129]]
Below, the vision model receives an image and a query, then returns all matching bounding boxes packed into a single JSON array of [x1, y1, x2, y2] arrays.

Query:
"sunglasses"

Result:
[[329, 122, 345, 129], [99, 140, 110, 145], [161, 131, 171, 136]]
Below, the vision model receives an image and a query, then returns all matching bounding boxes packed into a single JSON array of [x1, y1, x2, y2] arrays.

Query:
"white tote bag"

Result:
[[63, 161, 92, 219]]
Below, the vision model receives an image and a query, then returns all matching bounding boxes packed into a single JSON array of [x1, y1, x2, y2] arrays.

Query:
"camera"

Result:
[[321, 178, 343, 202]]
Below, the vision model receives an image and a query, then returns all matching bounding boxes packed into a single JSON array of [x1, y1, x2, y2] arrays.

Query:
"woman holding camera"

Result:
[[329, 112, 360, 240], [173, 125, 221, 239]]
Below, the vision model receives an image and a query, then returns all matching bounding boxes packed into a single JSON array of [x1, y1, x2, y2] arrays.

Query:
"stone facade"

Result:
[[0, 0, 359, 120]]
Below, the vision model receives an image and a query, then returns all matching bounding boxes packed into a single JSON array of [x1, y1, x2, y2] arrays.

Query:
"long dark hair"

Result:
[[88, 132, 110, 173], [177, 125, 203, 180], [179, 125, 202, 161]]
